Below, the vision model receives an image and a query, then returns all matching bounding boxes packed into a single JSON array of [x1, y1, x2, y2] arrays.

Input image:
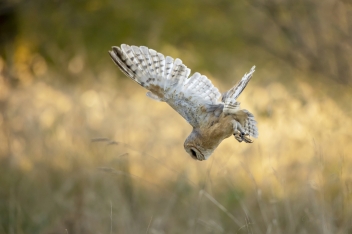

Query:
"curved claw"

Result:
[[243, 134, 253, 143], [234, 131, 243, 143]]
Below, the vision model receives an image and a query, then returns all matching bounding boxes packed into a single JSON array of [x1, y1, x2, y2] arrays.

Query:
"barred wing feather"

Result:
[[222, 66, 255, 115], [109, 44, 221, 127], [242, 109, 259, 138], [221, 66, 258, 138]]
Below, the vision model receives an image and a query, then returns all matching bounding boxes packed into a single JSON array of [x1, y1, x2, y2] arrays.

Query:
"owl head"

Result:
[[184, 130, 218, 161]]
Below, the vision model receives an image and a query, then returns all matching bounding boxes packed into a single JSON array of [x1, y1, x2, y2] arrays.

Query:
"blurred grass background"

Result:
[[1, 0, 352, 233]]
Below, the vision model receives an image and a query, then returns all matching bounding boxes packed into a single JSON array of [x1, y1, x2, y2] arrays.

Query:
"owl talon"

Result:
[[234, 131, 243, 142], [243, 134, 253, 143], [234, 135, 243, 142], [234, 131, 253, 143]]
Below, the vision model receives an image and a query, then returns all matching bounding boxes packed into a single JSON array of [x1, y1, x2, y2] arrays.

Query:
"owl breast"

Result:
[[197, 113, 235, 149]]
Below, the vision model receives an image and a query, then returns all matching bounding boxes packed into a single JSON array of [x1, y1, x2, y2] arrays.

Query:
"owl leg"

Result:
[[233, 121, 243, 143]]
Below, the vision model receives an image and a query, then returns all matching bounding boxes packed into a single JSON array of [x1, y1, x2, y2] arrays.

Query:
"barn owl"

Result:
[[109, 44, 258, 161]]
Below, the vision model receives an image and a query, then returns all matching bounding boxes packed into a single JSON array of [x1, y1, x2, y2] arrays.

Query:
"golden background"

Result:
[[1, 0, 352, 233]]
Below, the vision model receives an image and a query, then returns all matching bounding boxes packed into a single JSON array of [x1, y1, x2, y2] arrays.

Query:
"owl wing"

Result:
[[109, 44, 222, 128], [221, 66, 258, 138]]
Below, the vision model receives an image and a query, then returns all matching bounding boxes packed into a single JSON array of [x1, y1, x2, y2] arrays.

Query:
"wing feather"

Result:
[[242, 110, 258, 138], [222, 66, 255, 115], [109, 44, 221, 127], [110, 44, 258, 138], [221, 66, 258, 138]]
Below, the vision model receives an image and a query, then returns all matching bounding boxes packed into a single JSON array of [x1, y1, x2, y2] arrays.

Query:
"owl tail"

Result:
[[222, 66, 255, 115]]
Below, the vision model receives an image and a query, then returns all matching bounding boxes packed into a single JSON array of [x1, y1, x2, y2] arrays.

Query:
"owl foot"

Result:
[[234, 130, 243, 143], [234, 131, 253, 143]]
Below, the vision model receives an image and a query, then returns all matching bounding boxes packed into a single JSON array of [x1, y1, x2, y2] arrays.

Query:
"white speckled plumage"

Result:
[[109, 44, 258, 160]]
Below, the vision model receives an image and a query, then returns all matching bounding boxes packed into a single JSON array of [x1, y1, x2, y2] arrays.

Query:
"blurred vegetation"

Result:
[[1, 0, 352, 233]]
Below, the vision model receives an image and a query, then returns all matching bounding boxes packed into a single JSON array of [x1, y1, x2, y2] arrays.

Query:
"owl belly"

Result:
[[198, 114, 234, 149]]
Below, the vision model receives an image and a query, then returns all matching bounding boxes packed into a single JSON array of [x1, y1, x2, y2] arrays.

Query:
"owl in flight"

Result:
[[109, 44, 258, 161]]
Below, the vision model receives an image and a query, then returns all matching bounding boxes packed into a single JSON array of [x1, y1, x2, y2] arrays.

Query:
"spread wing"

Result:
[[109, 44, 221, 128], [222, 66, 258, 138], [206, 66, 258, 138], [222, 66, 255, 115]]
